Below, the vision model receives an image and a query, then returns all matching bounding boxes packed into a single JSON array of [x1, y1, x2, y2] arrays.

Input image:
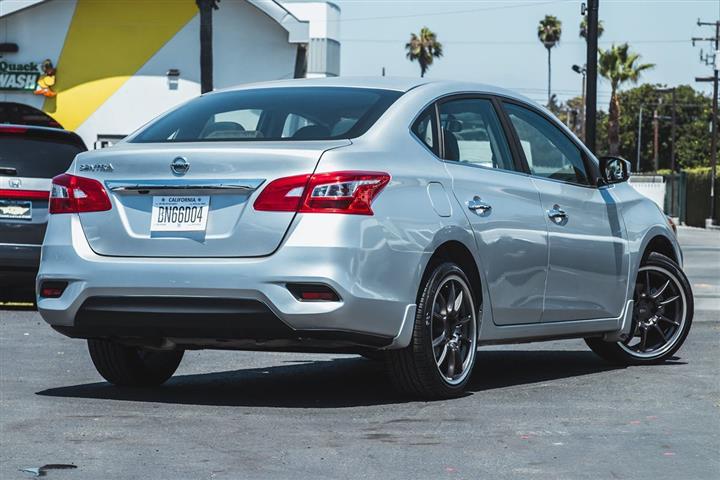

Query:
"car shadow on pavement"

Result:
[[32, 349, 681, 408]]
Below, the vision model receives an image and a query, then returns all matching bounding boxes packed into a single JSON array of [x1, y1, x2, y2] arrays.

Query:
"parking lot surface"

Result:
[[1, 227, 718, 479]]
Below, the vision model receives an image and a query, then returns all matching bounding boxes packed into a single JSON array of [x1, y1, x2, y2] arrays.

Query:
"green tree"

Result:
[[405, 27, 443, 77], [595, 84, 712, 171], [537, 15, 562, 105], [196, 0, 220, 94], [579, 17, 604, 40], [598, 43, 654, 155]]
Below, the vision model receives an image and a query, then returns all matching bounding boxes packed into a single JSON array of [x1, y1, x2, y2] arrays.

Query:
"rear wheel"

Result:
[[386, 262, 478, 399], [586, 253, 693, 365], [87, 339, 184, 386]]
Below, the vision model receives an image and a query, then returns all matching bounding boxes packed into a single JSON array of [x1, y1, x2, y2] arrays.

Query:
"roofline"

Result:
[[1, 0, 311, 44], [247, 0, 309, 44], [0, 0, 46, 19]]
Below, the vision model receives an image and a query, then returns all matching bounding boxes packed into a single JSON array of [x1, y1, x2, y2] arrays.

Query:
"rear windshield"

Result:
[[0, 136, 85, 178], [0, 102, 63, 129], [131, 87, 403, 143]]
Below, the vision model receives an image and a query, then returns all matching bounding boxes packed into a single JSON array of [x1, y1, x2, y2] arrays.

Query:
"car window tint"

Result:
[[504, 103, 589, 185], [411, 106, 438, 155], [132, 87, 403, 142], [438, 98, 515, 171], [200, 109, 262, 140], [282, 113, 316, 138], [0, 136, 83, 178]]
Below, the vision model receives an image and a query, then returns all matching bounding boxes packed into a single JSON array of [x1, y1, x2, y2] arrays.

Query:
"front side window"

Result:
[[131, 87, 403, 143], [504, 102, 590, 185], [438, 98, 515, 171]]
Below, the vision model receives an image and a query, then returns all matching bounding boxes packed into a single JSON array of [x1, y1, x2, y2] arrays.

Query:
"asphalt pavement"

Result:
[[1, 227, 718, 479]]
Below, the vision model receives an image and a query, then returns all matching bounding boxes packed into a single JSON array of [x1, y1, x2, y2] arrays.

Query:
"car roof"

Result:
[[0, 124, 87, 149], [212, 77, 535, 103]]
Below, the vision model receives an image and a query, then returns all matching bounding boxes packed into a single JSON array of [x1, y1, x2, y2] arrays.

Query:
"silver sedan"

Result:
[[37, 78, 693, 399]]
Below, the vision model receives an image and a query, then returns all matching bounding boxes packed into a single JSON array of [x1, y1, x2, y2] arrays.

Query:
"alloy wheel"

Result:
[[619, 265, 687, 358], [429, 274, 477, 385]]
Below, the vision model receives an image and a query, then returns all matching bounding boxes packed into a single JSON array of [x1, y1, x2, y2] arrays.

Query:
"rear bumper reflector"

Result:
[[39, 281, 68, 298], [286, 283, 341, 302]]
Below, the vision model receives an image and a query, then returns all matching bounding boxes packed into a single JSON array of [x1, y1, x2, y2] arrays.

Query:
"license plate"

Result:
[[150, 196, 209, 232], [0, 200, 32, 220]]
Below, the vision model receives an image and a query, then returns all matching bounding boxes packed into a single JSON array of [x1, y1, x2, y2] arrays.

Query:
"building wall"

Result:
[[282, 2, 341, 77], [1, 0, 308, 148], [0, 0, 77, 112]]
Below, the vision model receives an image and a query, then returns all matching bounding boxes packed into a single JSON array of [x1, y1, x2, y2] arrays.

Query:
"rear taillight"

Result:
[[254, 171, 390, 215], [0, 125, 28, 134], [49, 174, 111, 214], [0, 189, 49, 200]]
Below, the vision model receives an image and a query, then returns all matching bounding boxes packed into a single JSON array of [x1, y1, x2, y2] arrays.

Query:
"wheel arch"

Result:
[[422, 240, 483, 307], [642, 233, 680, 265]]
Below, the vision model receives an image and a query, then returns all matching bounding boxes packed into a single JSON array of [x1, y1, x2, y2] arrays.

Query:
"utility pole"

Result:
[[693, 18, 719, 226], [636, 106, 643, 172], [572, 64, 587, 141], [653, 106, 660, 172], [583, 0, 599, 153], [657, 87, 677, 214]]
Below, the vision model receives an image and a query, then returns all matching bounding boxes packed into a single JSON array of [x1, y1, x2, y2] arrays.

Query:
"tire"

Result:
[[385, 262, 479, 399], [87, 339, 184, 386], [586, 252, 693, 365]]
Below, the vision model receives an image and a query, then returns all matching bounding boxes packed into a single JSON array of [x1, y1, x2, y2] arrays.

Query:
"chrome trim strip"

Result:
[[0, 243, 41, 248], [105, 179, 265, 194]]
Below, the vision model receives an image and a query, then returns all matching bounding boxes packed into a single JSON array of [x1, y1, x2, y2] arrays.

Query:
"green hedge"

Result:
[[685, 170, 720, 227]]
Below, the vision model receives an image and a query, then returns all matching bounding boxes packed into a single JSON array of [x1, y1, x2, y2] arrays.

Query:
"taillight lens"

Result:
[[49, 174, 111, 214], [0, 189, 49, 200], [254, 171, 390, 215]]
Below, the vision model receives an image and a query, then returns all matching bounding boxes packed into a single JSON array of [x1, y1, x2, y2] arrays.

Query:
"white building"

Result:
[[0, 0, 340, 148]]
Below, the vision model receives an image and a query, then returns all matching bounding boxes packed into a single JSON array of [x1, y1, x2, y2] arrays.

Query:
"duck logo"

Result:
[[33, 59, 57, 97]]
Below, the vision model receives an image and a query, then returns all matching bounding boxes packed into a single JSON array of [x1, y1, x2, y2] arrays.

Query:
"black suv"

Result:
[[0, 124, 86, 301]]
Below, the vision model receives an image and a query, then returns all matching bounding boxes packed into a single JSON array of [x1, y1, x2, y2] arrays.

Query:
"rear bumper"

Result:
[[37, 215, 420, 350], [53, 296, 394, 349], [0, 243, 41, 286]]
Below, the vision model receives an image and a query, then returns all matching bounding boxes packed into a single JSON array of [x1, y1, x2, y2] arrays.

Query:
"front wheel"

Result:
[[385, 262, 479, 399], [586, 252, 693, 365], [87, 339, 184, 386]]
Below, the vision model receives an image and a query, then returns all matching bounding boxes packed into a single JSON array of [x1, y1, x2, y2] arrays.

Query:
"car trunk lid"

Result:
[[75, 141, 349, 257]]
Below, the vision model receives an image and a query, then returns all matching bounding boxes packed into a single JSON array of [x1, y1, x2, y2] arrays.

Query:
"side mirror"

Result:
[[599, 156, 630, 185]]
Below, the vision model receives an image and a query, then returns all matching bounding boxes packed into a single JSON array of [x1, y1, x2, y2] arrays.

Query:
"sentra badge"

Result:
[[79, 163, 114, 172]]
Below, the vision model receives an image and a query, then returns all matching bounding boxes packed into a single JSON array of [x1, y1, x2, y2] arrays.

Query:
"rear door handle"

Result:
[[468, 196, 492, 214], [547, 204, 567, 222]]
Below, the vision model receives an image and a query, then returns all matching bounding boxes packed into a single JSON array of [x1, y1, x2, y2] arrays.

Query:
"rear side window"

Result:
[[411, 106, 438, 155], [132, 87, 403, 143], [0, 135, 84, 178], [438, 98, 515, 171]]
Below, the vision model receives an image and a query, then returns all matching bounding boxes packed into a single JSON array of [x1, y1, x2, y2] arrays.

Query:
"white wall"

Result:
[[213, 0, 299, 88], [74, 14, 202, 146], [282, 2, 340, 41]]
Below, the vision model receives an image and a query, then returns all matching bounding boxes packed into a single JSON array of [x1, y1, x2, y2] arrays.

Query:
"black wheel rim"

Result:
[[620, 265, 687, 358], [429, 274, 477, 385]]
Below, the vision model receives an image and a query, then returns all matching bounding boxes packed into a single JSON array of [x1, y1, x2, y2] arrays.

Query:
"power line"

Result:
[[341, 38, 691, 45], [326, 0, 570, 23]]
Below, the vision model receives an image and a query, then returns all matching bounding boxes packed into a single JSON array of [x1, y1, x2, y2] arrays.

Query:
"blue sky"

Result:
[[334, 0, 720, 109]]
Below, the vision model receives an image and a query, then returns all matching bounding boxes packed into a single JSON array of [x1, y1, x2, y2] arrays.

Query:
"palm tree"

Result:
[[405, 27, 443, 77], [579, 17, 604, 40], [599, 43, 654, 155], [196, 0, 220, 94], [537, 15, 562, 105]]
